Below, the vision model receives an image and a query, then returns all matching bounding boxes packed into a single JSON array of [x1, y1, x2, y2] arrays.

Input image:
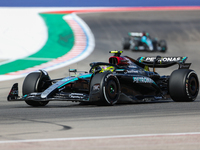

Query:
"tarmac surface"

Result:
[[1, 10, 200, 149]]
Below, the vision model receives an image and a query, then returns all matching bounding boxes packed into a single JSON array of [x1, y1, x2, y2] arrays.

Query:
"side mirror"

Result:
[[69, 69, 77, 73]]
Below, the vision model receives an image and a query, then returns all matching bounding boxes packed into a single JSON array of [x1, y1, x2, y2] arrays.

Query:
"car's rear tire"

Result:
[[23, 70, 51, 107], [159, 40, 167, 52], [169, 69, 199, 102], [90, 72, 120, 105], [122, 37, 130, 50]]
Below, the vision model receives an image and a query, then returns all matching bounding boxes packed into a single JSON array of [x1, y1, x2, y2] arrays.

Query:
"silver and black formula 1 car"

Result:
[[122, 32, 167, 52], [8, 51, 199, 107]]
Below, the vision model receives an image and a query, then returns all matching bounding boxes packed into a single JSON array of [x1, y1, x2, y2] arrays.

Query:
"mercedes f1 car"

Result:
[[7, 51, 199, 107], [122, 32, 167, 52]]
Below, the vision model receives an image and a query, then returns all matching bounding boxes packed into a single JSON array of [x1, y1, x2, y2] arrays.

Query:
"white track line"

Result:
[[1, 132, 200, 144]]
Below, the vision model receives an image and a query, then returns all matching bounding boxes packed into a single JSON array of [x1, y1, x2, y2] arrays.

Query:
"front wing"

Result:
[[7, 83, 90, 102]]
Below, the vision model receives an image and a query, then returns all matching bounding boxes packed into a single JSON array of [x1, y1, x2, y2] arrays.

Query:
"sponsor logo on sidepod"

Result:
[[69, 93, 84, 99], [133, 77, 154, 83]]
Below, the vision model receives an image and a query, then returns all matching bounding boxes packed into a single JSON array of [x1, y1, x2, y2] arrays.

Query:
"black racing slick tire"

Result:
[[169, 69, 199, 102], [90, 72, 120, 105], [22, 70, 52, 107], [122, 37, 130, 50], [159, 40, 167, 52]]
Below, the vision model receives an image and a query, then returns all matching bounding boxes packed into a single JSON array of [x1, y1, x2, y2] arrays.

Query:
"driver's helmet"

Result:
[[143, 32, 149, 37], [146, 32, 150, 37]]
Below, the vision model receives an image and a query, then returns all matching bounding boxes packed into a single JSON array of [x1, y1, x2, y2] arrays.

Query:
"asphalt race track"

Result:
[[1, 10, 200, 149]]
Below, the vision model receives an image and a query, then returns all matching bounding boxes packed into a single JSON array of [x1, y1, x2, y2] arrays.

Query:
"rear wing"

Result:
[[137, 56, 191, 68], [128, 32, 143, 37]]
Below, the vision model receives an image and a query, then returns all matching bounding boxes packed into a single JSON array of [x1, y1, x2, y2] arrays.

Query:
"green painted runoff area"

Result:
[[0, 14, 74, 75]]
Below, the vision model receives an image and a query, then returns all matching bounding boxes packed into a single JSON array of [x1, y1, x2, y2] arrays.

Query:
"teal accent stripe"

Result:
[[58, 78, 78, 89], [139, 57, 144, 62], [57, 74, 92, 89], [79, 74, 92, 78]]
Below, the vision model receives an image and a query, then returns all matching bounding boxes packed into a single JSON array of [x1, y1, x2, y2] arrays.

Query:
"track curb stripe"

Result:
[[0, 13, 95, 81], [45, 6, 200, 14]]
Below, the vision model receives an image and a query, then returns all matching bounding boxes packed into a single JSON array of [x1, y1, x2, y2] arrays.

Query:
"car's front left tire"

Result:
[[122, 37, 131, 50], [90, 72, 120, 105], [23, 70, 52, 107]]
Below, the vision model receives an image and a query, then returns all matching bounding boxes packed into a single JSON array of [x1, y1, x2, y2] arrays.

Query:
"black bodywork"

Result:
[[7, 51, 199, 106]]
